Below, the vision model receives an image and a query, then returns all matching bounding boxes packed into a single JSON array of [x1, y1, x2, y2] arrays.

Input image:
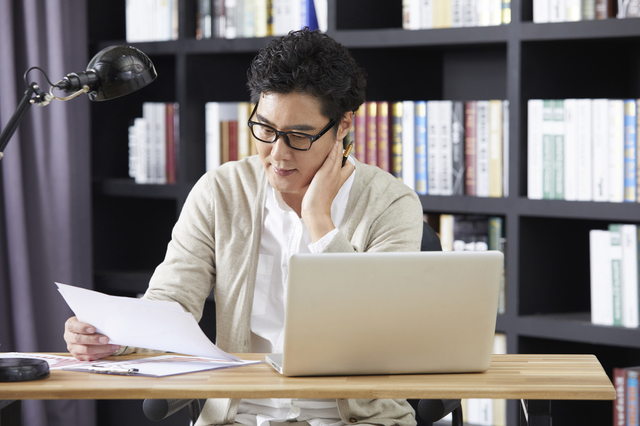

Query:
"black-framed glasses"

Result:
[[247, 101, 336, 151]]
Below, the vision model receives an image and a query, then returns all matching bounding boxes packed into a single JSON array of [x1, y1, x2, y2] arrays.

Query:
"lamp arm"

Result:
[[0, 82, 49, 159]]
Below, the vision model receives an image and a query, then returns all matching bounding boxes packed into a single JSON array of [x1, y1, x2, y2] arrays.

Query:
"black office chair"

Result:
[[143, 222, 462, 426]]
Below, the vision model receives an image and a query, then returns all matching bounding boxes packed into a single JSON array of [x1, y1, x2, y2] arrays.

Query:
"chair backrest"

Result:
[[421, 221, 442, 252]]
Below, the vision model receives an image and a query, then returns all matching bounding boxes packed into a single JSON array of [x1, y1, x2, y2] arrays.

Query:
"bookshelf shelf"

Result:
[[88, 1, 640, 425]]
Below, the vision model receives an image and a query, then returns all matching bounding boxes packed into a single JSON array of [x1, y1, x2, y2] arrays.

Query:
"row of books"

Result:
[[425, 213, 506, 315], [528, 99, 639, 202], [128, 102, 180, 184], [353, 100, 509, 197], [402, 0, 511, 30], [125, 0, 179, 42], [533, 0, 640, 22], [589, 224, 639, 329], [613, 365, 640, 426], [197, 0, 327, 40], [205, 102, 257, 171]]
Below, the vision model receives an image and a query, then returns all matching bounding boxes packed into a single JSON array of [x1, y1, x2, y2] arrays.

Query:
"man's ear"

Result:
[[337, 111, 354, 141]]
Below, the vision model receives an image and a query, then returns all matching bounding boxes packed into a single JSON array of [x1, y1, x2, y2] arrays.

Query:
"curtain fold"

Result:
[[0, 0, 94, 425]]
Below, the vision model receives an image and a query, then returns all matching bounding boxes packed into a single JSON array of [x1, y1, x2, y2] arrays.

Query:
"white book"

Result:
[[592, 99, 610, 202], [552, 99, 565, 200], [403, 0, 423, 29], [421, 0, 434, 28], [534, 0, 550, 22], [242, 0, 256, 38], [237, 102, 251, 160], [489, 100, 502, 197], [313, 0, 328, 32], [272, 0, 291, 36], [290, 0, 302, 32], [154, 103, 167, 184], [528, 99, 544, 199], [427, 101, 440, 195], [142, 102, 158, 183], [609, 225, 624, 326], [564, 99, 579, 201], [590, 229, 614, 326], [608, 99, 625, 203], [205, 102, 222, 171], [133, 118, 148, 184], [621, 224, 640, 328], [402, 101, 416, 190], [452, 0, 464, 27], [462, 0, 477, 25], [550, 0, 567, 21], [128, 123, 138, 179], [541, 100, 556, 199], [576, 99, 593, 201], [476, 100, 491, 197], [440, 101, 453, 196], [254, 0, 269, 37], [225, 0, 238, 38], [476, 0, 490, 25], [566, 0, 582, 19], [489, 0, 502, 25], [502, 100, 509, 197]]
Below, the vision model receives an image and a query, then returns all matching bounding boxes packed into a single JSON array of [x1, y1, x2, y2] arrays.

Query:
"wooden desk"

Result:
[[0, 353, 615, 425]]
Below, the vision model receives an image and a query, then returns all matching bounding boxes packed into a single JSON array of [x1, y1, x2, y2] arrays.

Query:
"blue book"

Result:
[[301, 0, 319, 31], [414, 101, 428, 195], [627, 369, 640, 425], [624, 99, 637, 202]]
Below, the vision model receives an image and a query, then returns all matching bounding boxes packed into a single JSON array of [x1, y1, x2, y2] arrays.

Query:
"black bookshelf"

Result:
[[88, 1, 640, 425]]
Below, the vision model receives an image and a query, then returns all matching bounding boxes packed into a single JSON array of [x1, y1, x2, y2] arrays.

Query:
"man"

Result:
[[64, 29, 423, 426]]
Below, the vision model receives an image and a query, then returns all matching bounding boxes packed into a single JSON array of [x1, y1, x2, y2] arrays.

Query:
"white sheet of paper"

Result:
[[56, 282, 240, 361]]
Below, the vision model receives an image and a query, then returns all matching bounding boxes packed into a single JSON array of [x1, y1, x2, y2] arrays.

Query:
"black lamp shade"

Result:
[[86, 45, 157, 101]]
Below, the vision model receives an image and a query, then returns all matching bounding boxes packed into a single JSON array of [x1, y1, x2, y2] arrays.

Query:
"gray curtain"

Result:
[[0, 0, 95, 425]]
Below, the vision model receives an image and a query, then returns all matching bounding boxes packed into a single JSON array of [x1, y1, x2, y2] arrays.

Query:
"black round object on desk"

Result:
[[0, 358, 50, 382]]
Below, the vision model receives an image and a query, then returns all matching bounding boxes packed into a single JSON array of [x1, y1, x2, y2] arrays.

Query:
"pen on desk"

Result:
[[342, 140, 353, 168], [89, 365, 139, 375]]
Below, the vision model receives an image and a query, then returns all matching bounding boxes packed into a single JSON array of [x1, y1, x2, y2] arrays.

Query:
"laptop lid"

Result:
[[270, 250, 503, 376]]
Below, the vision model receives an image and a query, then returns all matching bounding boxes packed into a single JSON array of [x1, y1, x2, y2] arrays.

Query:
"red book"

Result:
[[228, 120, 238, 162], [365, 101, 377, 166], [464, 101, 477, 196], [165, 103, 176, 184], [354, 105, 366, 163], [613, 367, 626, 426], [377, 101, 390, 172]]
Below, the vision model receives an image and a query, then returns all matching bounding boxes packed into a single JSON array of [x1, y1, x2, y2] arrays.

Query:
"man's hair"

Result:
[[246, 29, 367, 123]]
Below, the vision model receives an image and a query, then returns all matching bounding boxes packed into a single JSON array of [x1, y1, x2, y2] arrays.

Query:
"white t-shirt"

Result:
[[236, 160, 355, 426]]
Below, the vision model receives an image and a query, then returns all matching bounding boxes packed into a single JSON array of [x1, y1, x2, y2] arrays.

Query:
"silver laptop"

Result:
[[266, 251, 503, 376]]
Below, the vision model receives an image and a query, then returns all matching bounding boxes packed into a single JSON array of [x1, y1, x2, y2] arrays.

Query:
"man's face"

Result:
[[254, 92, 338, 199]]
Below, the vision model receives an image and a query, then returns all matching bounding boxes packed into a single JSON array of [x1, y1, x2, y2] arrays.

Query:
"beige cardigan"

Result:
[[141, 156, 424, 426]]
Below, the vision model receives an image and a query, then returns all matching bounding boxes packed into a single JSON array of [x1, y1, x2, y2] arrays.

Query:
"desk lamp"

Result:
[[0, 45, 156, 381]]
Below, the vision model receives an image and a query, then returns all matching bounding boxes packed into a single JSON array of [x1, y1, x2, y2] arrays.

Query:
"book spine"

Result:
[[377, 101, 390, 172], [403, 0, 422, 30], [228, 120, 238, 162], [621, 224, 639, 328], [476, 100, 490, 197], [206, 102, 221, 171], [590, 229, 614, 326], [613, 367, 627, 426], [528, 99, 544, 199], [421, 0, 434, 28], [503, 100, 509, 197], [366, 101, 378, 166], [534, 0, 550, 22], [609, 99, 625, 202], [214, 0, 226, 38], [628, 369, 639, 426], [502, 0, 512, 24], [592, 99, 610, 201], [237, 102, 251, 160], [489, 99, 503, 197], [402, 101, 416, 190], [254, 0, 268, 37], [391, 102, 403, 179], [609, 224, 624, 326], [488, 216, 506, 315], [439, 214, 454, 251], [596, 0, 610, 18], [225, 0, 237, 38], [542, 99, 555, 200], [172, 103, 180, 181], [415, 101, 428, 195], [577, 99, 593, 200], [465, 101, 477, 196], [462, 0, 476, 26], [564, 99, 578, 201], [427, 101, 440, 195], [550, 0, 567, 22], [624, 99, 637, 202], [566, 0, 582, 19], [582, 0, 596, 18], [354, 104, 366, 163], [165, 103, 175, 184], [552, 99, 564, 200], [451, 101, 465, 196], [439, 100, 453, 195]]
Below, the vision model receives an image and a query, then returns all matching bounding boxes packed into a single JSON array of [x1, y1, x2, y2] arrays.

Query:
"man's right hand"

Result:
[[64, 316, 121, 361]]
